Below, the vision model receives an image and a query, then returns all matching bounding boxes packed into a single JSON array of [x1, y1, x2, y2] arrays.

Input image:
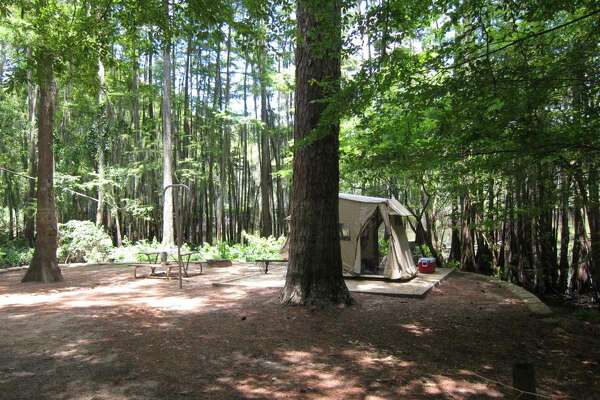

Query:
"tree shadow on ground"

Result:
[[0, 266, 598, 399]]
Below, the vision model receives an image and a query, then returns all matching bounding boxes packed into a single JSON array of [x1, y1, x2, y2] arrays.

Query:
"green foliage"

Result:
[[0, 242, 33, 268], [416, 245, 432, 259], [237, 232, 286, 261], [57, 220, 113, 263], [574, 309, 600, 324], [446, 260, 460, 270], [195, 232, 286, 261], [107, 237, 162, 263], [378, 237, 389, 257], [97, 233, 286, 263]]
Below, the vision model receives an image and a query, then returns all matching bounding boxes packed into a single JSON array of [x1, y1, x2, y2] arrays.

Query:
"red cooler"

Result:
[[418, 257, 437, 274]]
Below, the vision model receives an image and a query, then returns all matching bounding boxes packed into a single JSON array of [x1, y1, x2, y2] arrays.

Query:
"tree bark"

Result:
[[460, 193, 477, 272], [448, 197, 461, 263], [570, 188, 588, 293], [24, 47, 37, 246], [281, 0, 352, 306], [558, 171, 570, 292], [95, 59, 106, 227], [213, 34, 223, 242], [585, 161, 600, 301], [161, 19, 175, 248], [22, 54, 63, 283], [147, 48, 154, 120], [258, 44, 273, 237]]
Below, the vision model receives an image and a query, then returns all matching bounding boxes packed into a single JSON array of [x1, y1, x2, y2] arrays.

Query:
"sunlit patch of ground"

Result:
[[0, 264, 598, 399]]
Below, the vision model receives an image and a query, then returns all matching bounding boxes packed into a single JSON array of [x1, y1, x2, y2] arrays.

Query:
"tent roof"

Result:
[[339, 193, 412, 217], [339, 193, 388, 203]]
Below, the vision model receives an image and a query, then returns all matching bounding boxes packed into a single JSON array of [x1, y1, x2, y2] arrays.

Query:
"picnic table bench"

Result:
[[134, 249, 205, 279], [255, 258, 288, 274]]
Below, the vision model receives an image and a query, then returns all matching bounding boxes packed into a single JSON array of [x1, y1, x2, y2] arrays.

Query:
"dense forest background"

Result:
[[0, 0, 598, 298]]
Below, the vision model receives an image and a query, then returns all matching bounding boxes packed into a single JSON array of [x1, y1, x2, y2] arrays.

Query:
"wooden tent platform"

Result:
[[213, 266, 454, 298]]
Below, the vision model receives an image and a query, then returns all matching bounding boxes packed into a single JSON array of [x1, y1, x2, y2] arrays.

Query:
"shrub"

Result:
[[0, 244, 34, 268], [238, 232, 286, 261], [574, 309, 600, 323], [378, 237, 390, 257], [186, 232, 285, 262], [108, 238, 162, 263], [58, 220, 113, 263]]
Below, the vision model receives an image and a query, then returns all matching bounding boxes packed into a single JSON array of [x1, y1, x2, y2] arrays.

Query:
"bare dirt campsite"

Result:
[[1, 263, 598, 400]]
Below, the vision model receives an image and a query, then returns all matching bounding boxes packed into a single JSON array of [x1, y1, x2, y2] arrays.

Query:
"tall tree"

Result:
[[258, 43, 273, 237], [281, 0, 352, 306], [161, 0, 175, 248], [95, 59, 107, 227], [22, 51, 63, 283], [23, 47, 37, 246]]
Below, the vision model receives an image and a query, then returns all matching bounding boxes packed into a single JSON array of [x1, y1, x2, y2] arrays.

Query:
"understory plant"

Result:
[[0, 241, 34, 268], [57, 220, 113, 263]]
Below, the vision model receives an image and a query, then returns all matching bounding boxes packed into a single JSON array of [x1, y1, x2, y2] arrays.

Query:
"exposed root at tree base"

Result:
[[21, 255, 63, 283], [280, 281, 354, 308]]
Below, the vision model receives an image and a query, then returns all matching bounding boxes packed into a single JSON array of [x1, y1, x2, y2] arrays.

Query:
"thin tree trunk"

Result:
[[95, 60, 107, 227], [5, 174, 14, 240], [132, 43, 140, 138], [259, 46, 273, 237], [113, 207, 122, 247], [24, 47, 37, 246], [240, 57, 250, 239], [147, 49, 154, 120], [585, 161, 600, 300], [558, 171, 570, 292], [213, 34, 223, 242], [161, 15, 175, 248], [221, 26, 232, 242]]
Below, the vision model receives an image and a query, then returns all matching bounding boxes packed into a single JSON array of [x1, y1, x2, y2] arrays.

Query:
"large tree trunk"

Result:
[[281, 0, 352, 307], [161, 24, 175, 248], [534, 165, 557, 294], [569, 188, 589, 293], [460, 193, 477, 272], [448, 197, 461, 263], [22, 55, 63, 283]]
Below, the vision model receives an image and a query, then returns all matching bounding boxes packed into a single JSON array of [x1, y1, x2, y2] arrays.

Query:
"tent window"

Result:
[[339, 224, 351, 241]]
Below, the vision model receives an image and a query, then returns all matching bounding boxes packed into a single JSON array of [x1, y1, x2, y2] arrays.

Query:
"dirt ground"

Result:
[[1, 263, 599, 400]]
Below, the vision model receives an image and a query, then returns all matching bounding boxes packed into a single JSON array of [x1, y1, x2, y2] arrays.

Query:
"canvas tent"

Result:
[[281, 193, 418, 280]]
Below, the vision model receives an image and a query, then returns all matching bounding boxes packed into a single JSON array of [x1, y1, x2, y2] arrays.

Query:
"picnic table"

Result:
[[255, 258, 288, 274], [134, 249, 205, 279]]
